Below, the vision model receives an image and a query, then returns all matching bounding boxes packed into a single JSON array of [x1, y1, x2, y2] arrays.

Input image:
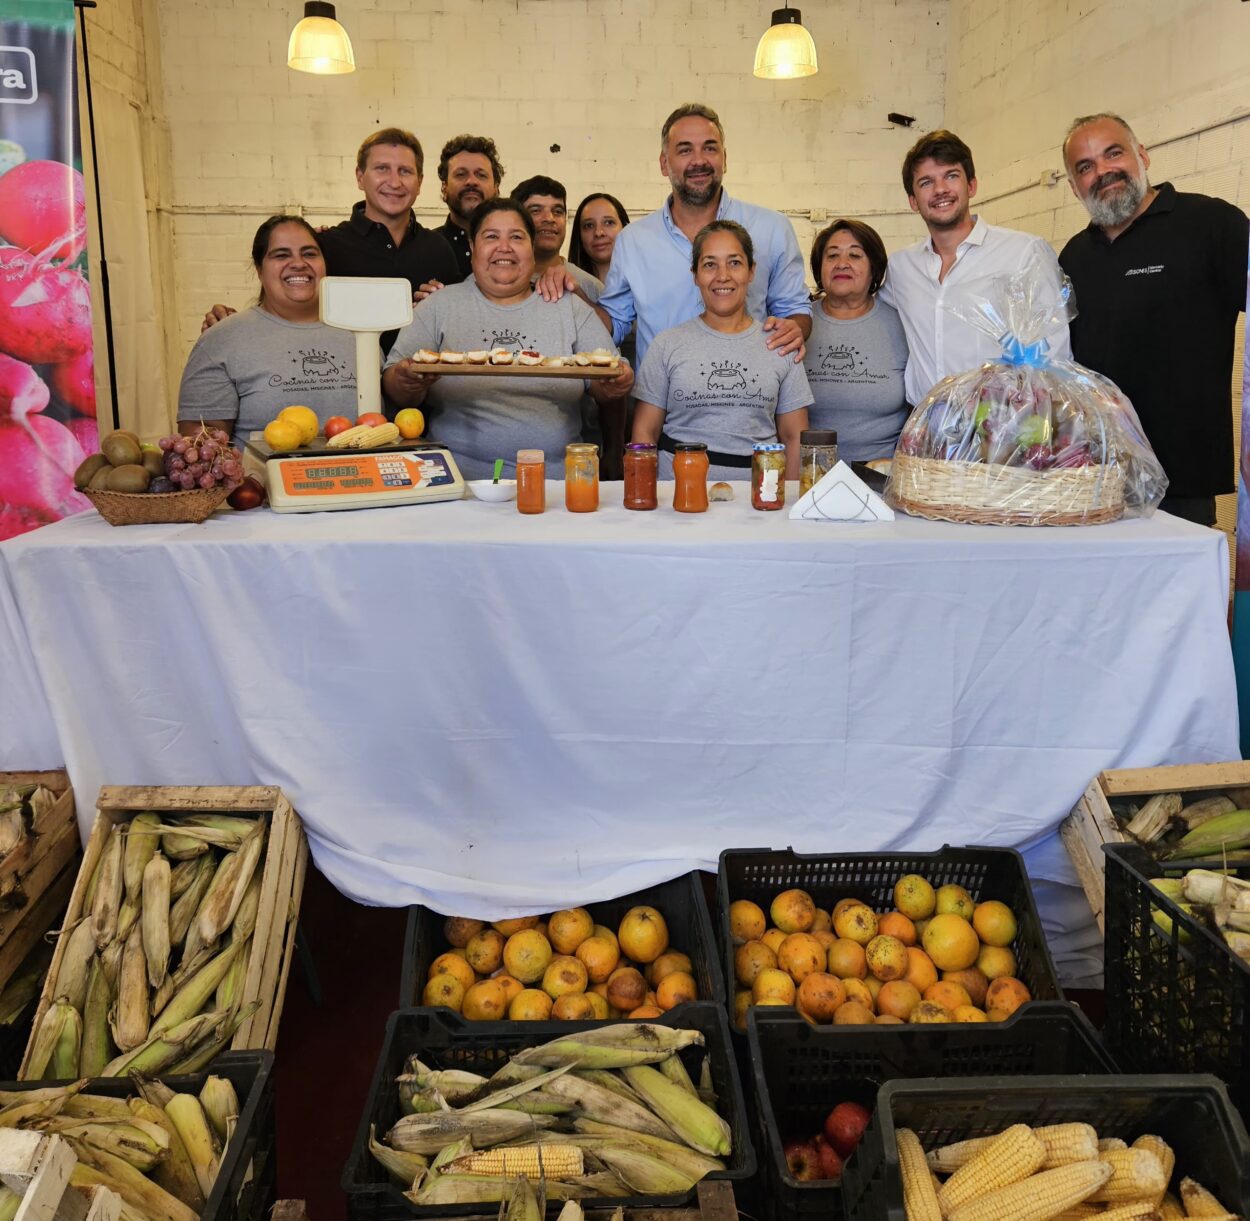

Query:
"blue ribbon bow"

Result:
[[1000, 337, 1050, 367]]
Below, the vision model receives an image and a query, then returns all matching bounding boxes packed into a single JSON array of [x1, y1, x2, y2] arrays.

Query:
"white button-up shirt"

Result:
[[880, 216, 1073, 406]]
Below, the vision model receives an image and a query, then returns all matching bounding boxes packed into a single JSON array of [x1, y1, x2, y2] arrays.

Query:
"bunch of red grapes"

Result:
[[153, 425, 244, 494]]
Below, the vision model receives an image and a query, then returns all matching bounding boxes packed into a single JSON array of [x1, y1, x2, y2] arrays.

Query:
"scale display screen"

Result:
[[267, 448, 464, 512]]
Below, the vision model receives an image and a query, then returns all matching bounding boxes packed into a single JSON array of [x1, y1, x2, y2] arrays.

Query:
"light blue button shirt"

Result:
[[598, 189, 812, 368]]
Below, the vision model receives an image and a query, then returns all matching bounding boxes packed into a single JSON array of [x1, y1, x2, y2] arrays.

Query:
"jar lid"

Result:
[[565, 443, 598, 454], [753, 442, 785, 452], [801, 429, 838, 445], [626, 442, 657, 452], [517, 449, 544, 463], [673, 442, 707, 452]]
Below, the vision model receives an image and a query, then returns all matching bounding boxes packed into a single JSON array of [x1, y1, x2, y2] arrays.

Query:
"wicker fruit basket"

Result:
[[889, 454, 1126, 526], [84, 485, 230, 526]]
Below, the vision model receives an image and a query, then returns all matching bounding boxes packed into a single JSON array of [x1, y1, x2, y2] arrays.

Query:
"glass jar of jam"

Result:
[[672, 442, 709, 513], [623, 443, 658, 510], [516, 449, 545, 514], [799, 429, 839, 497], [564, 443, 599, 512], [751, 443, 786, 510]]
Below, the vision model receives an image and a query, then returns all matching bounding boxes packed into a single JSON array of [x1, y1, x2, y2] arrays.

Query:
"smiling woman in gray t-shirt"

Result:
[[633, 221, 811, 481]]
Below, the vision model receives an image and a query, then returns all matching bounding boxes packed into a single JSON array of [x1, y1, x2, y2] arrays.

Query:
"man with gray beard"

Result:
[[1060, 113, 1248, 525]]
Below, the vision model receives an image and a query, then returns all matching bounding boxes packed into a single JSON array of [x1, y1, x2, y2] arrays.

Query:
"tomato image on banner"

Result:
[[0, 1, 96, 540]]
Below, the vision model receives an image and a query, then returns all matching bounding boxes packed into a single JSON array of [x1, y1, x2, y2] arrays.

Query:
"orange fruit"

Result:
[[909, 1000, 952, 1023], [893, 875, 936, 920], [422, 974, 465, 1010], [952, 1004, 988, 1023], [464, 928, 505, 975], [733, 989, 753, 1031], [502, 929, 552, 984], [648, 950, 694, 986], [542, 955, 588, 998], [833, 903, 878, 946], [752, 967, 796, 1006], [972, 900, 1018, 947], [935, 884, 975, 920], [592, 924, 619, 950], [810, 907, 832, 934], [628, 1004, 664, 1019], [394, 407, 425, 439], [262, 419, 302, 452], [865, 934, 909, 981], [778, 933, 826, 983], [277, 405, 319, 445], [796, 972, 845, 1023], [655, 971, 697, 1011], [575, 935, 620, 983], [832, 1000, 874, 1025], [761, 928, 787, 956], [924, 980, 972, 1011], [812, 930, 836, 952], [827, 938, 868, 980], [508, 988, 552, 1020], [841, 977, 875, 1012], [548, 908, 594, 955], [735, 940, 778, 988], [462, 978, 508, 1020], [493, 973, 524, 1006], [618, 906, 669, 963], [942, 967, 990, 1008], [876, 979, 922, 1020], [977, 945, 1017, 981], [443, 917, 484, 948], [606, 966, 647, 1012], [864, 974, 884, 1001], [922, 913, 981, 971], [493, 916, 540, 936], [770, 889, 816, 933], [877, 912, 916, 946], [984, 976, 1031, 1017], [832, 897, 862, 920], [552, 993, 596, 1020], [729, 900, 767, 944], [903, 947, 938, 994], [875, 1015, 905, 1025], [428, 952, 475, 994], [584, 991, 610, 1020]]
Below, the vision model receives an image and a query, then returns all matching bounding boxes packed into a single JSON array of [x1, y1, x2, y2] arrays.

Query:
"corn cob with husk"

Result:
[[165, 1093, 218, 1199], [620, 1065, 731, 1156], [142, 853, 171, 989], [26, 999, 81, 1080], [128, 1094, 205, 1212], [1164, 809, 1250, 859], [1178, 795, 1237, 829], [1125, 793, 1182, 843], [91, 827, 124, 950], [52, 918, 97, 1011], [199, 1075, 238, 1144], [387, 1109, 557, 1155], [510, 1024, 704, 1069]]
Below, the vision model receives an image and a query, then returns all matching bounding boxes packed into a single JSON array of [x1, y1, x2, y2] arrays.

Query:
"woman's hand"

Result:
[[589, 360, 634, 403], [382, 360, 440, 407]]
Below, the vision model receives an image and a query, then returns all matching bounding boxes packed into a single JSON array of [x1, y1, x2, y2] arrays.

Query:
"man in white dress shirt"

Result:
[[880, 130, 1072, 407]]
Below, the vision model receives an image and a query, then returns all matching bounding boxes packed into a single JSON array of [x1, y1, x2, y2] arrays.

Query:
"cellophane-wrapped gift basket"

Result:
[[885, 253, 1168, 525]]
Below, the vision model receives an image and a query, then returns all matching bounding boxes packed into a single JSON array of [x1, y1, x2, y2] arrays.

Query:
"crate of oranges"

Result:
[[717, 846, 1061, 1031], [399, 872, 724, 1023]]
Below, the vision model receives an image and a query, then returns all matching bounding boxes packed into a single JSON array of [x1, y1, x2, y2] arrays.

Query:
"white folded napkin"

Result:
[[789, 460, 895, 521]]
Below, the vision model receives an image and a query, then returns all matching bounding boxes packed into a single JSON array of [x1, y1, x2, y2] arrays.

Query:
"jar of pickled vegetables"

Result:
[[799, 430, 838, 497], [751, 443, 786, 511], [516, 449, 545, 514], [623, 443, 658, 510], [672, 443, 709, 513], [564, 443, 599, 512]]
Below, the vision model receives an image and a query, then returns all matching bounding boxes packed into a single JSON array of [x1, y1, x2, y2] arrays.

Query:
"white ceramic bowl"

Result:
[[468, 478, 517, 503]]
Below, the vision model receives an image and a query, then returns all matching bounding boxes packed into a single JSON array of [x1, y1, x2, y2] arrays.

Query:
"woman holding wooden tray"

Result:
[[383, 199, 634, 480]]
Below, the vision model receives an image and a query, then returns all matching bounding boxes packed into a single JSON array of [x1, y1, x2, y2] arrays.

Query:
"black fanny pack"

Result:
[[658, 433, 753, 469]]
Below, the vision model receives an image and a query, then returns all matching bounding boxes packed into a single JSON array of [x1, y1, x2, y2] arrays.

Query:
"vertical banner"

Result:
[[1236, 222, 1250, 755], [0, 0, 93, 540]]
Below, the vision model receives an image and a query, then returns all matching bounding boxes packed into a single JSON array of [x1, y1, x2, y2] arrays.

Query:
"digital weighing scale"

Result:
[[261, 276, 465, 511]]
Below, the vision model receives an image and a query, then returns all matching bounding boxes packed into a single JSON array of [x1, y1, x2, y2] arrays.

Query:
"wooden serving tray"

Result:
[[404, 361, 620, 378]]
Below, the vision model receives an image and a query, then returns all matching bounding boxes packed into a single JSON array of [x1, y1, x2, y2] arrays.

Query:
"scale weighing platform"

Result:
[[264, 445, 464, 513]]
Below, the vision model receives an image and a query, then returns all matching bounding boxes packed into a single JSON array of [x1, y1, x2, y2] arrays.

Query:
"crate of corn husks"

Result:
[[0, 1050, 275, 1221], [19, 786, 307, 1080], [342, 1004, 755, 1221], [1059, 761, 1250, 932], [0, 770, 80, 994]]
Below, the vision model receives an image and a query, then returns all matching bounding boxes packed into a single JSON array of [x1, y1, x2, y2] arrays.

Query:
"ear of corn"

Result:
[[386, 1109, 556, 1156], [459, 1062, 574, 1113], [1179, 1176, 1234, 1216], [593, 1145, 697, 1195], [100, 1010, 227, 1077], [123, 814, 162, 901], [167, 858, 201, 900], [214, 939, 249, 1015], [326, 422, 401, 449], [195, 823, 265, 946], [0, 1186, 17, 1221], [21, 997, 75, 1080], [621, 1065, 731, 1157], [53, 1118, 169, 1172], [1094, 1203, 1167, 1219], [163, 1000, 258, 1075], [109, 924, 150, 1053], [150, 941, 245, 1038], [165, 1094, 218, 1200], [73, 1141, 199, 1221], [946, 1160, 1113, 1221], [562, 1123, 724, 1180], [80, 956, 115, 1077], [1125, 793, 1181, 842], [938, 1124, 1046, 1214], [655, 1054, 698, 1099], [91, 827, 124, 950], [1092, 1147, 1167, 1204], [447, 1144, 585, 1179], [142, 853, 172, 989], [927, 1123, 1097, 1175], [50, 1002, 83, 1080], [1166, 809, 1250, 859], [128, 1096, 206, 1212], [898, 1128, 942, 1221], [53, 918, 97, 1011], [1098, 1137, 1128, 1152], [542, 1073, 677, 1141], [199, 1076, 238, 1144], [1158, 1192, 1185, 1219], [116, 897, 140, 944], [230, 876, 262, 943], [1179, 795, 1237, 828], [511, 1024, 703, 1069], [1130, 1133, 1174, 1198], [168, 855, 215, 947], [368, 1123, 427, 1187], [506, 1173, 542, 1221]]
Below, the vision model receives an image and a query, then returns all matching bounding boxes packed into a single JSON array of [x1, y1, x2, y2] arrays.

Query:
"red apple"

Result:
[[824, 1101, 872, 1158], [783, 1137, 822, 1182], [814, 1135, 844, 1180]]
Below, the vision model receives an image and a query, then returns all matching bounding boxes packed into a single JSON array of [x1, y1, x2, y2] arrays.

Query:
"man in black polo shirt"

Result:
[[436, 134, 504, 278], [1059, 112, 1248, 525]]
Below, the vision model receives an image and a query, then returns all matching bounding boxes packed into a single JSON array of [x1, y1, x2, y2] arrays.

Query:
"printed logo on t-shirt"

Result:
[[808, 343, 888, 386], [675, 360, 764, 403], [269, 347, 355, 391], [486, 328, 536, 352], [1124, 265, 1165, 277]]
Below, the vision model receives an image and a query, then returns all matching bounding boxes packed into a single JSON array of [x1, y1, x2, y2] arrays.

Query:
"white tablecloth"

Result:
[[0, 485, 1238, 981]]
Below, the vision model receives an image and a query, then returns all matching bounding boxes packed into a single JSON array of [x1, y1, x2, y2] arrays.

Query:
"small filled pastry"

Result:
[[541, 356, 568, 367], [517, 350, 543, 366], [439, 350, 466, 364], [414, 348, 440, 364], [489, 348, 514, 365], [588, 348, 618, 368], [572, 352, 592, 367], [709, 481, 735, 501], [466, 350, 490, 364]]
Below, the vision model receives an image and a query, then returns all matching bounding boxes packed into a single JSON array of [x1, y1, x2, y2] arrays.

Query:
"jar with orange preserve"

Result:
[[751, 442, 786, 510], [623, 443, 658, 510], [565, 443, 599, 512], [672, 442, 709, 513], [516, 449, 545, 514]]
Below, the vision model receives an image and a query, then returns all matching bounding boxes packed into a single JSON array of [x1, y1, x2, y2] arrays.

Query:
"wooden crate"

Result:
[[20, 785, 308, 1076], [1060, 761, 1250, 933], [0, 770, 80, 994]]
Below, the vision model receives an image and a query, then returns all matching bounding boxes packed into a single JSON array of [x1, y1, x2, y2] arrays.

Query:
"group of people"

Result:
[[178, 105, 1248, 523]]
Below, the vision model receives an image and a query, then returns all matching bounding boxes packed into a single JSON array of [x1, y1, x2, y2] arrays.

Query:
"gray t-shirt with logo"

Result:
[[635, 317, 812, 466], [385, 280, 616, 479], [177, 307, 358, 443], [803, 298, 910, 461]]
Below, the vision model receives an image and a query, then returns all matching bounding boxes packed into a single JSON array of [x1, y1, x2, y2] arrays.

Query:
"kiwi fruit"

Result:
[[101, 432, 142, 468], [87, 465, 113, 491], [74, 453, 109, 490], [107, 464, 151, 493], [141, 449, 165, 478]]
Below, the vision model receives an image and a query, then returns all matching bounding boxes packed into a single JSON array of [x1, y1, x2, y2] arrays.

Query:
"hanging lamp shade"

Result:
[[753, 7, 818, 79], [288, 1, 355, 75]]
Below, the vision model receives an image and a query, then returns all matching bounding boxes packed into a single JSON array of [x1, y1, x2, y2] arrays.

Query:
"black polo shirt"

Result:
[[1059, 182, 1248, 498], [318, 204, 462, 354], [438, 216, 474, 278]]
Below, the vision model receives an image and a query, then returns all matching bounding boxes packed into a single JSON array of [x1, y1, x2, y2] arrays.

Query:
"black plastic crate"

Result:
[[399, 870, 724, 1014], [841, 1073, 1250, 1220], [748, 1002, 1114, 1221], [1103, 840, 1250, 1113], [0, 1000, 37, 1079], [342, 1003, 754, 1221], [0, 1050, 274, 1221], [716, 845, 1063, 1033]]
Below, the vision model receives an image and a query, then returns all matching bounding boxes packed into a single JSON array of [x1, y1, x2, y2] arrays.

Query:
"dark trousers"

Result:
[[1158, 495, 1217, 526]]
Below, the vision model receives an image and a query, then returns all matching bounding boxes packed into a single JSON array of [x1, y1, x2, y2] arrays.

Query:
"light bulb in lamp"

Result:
[[753, 7, 818, 80], [288, 1, 355, 75]]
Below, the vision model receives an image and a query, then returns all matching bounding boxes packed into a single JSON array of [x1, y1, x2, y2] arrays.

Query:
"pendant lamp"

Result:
[[288, 1, 356, 75], [753, 6, 818, 79]]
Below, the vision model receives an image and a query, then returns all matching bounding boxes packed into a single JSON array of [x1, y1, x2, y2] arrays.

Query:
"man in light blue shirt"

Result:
[[539, 103, 811, 368]]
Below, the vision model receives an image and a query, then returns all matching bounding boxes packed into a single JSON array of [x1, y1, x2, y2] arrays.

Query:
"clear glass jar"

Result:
[[799, 429, 838, 497], [623, 443, 658, 510], [564, 443, 599, 512], [516, 449, 545, 514], [672, 443, 709, 513], [751, 443, 786, 510]]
